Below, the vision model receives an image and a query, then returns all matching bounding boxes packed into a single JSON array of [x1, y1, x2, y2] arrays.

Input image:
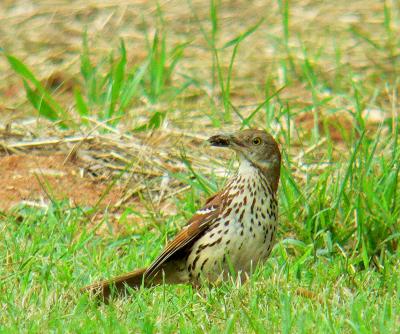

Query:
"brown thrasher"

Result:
[[83, 129, 281, 299]]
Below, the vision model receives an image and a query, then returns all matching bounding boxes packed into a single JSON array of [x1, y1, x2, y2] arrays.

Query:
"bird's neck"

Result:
[[237, 157, 280, 194]]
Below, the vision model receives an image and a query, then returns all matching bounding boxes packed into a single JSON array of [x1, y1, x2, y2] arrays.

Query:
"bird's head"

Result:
[[208, 129, 281, 192]]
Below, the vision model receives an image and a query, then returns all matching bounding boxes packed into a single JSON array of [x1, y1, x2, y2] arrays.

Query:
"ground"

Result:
[[0, 154, 125, 210], [0, 0, 399, 333]]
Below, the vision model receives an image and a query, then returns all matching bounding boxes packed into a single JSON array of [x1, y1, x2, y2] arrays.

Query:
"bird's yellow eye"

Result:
[[252, 137, 262, 145]]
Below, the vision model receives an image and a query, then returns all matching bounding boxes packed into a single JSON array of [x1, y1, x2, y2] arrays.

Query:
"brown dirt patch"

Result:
[[0, 153, 126, 211]]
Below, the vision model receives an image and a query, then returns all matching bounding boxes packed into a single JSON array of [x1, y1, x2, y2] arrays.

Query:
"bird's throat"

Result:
[[238, 157, 280, 194]]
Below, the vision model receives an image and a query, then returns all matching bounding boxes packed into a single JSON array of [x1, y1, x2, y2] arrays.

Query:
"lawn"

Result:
[[0, 0, 399, 333]]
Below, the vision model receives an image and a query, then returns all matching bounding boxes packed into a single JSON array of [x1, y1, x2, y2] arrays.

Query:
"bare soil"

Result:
[[0, 153, 125, 211]]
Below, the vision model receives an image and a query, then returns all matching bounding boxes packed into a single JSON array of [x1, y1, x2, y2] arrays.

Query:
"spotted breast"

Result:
[[186, 159, 278, 283]]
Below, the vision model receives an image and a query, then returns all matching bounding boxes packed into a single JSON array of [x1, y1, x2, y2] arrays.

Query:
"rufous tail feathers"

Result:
[[82, 268, 151, 299]]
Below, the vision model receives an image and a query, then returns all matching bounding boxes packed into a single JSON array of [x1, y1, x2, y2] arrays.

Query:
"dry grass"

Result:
[[1, 0, 398, 115], [1, 0, 398, 210]]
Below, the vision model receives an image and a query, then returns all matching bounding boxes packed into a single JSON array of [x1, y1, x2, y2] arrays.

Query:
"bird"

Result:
[[82, 129, 281, 299]]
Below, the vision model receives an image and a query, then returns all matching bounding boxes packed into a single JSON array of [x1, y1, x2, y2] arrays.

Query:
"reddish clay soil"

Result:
[[0, 153, 125, 211]]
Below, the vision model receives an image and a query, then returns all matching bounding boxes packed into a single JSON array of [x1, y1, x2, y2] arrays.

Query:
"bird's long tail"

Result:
[[82, 268, 151, 300]]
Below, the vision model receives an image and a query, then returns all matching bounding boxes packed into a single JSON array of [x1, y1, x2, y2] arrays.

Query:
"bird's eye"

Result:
[[252, 137, 262, 145]]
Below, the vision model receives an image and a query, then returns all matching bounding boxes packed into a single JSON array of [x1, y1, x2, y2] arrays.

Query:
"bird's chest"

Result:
[[186, 174, 278, 282], [220, 187, 277, 269]]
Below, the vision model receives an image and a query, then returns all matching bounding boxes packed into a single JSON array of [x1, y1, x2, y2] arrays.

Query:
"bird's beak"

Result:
[[208, 133, 245, 151]]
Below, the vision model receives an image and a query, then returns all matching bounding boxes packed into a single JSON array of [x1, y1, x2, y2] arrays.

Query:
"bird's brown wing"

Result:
[[144, 192, 221, 277]]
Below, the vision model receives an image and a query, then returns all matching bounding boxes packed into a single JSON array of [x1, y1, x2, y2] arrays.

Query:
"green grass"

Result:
[[1, 0, 400, 332], [1, 203, 399, 333]]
